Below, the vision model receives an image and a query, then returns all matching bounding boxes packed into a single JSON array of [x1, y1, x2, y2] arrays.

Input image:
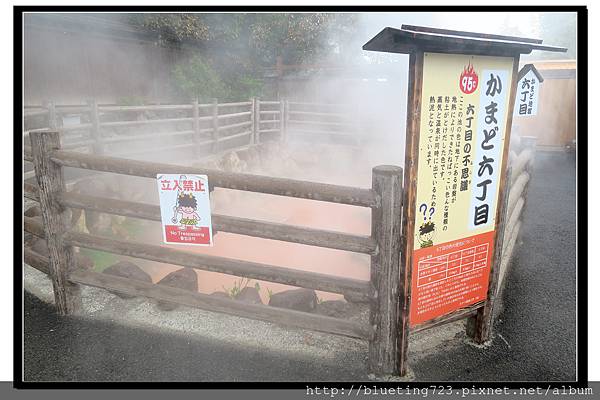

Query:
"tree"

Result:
[[127, 13, 360, 100], [171, 55, 224, 101]]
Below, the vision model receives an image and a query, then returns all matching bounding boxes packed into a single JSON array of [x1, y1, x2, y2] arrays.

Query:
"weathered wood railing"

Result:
[[23, 129, 538, 376], [23, 99, 358, 182], [286, 101, 360, 145], [493, 135, 537, 314], [24, 98, 286, 183], [24, 130, 404, 376]]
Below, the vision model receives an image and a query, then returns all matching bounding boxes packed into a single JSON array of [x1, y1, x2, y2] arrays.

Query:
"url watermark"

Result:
[[305, 385, 593, 397]]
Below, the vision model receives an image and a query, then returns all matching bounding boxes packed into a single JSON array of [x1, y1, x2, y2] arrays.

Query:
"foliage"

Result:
[[129, 13, 360, 100], [222, 277, 252, 299], [171, 55, 225, 101], [128, 13, 210, 44], [80, 249, 118, 272], [115, 96, 148, 106]]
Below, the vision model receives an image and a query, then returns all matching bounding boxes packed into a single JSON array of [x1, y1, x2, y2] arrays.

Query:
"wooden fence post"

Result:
[[279, 98, 286, 142], [255, 97, 261, 144], [520, 136, 537, 205], [369, 165, 406, 376], [211, 98, 219, 153], [87, 98, 102, 155], [284, 99, 290, 144], [192, 98, 200, 157], [45, 100, 57, 130], [30, 131, 81, 315]]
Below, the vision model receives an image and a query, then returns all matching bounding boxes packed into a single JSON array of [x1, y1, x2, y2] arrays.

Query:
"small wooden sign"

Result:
[[514, 64, 544, 117]]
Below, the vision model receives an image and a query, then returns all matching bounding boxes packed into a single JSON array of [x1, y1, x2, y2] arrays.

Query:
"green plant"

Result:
[[222, 277, 252, 299], [172, 55, 225, 102], [80, 248, 118, 272], [116, 96, 147, 106], [266, 288, 274, 300]]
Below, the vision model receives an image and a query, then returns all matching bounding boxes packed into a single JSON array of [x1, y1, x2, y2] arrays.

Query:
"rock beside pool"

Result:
[[24, 205, 42, 218], [268, 288, 317, 312], [75, 252, 94, 271], [343, 292, 370, 304], [235, 286, 262, 305], [28, 237, 48, 257], [25, 237, 92, 271], [156, 268, 198, 311], [209, 291, 231, 300], [103, 261, 153, 299]]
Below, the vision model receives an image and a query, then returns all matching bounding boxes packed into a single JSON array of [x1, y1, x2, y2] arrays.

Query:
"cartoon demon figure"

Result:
[[418, 221, 436, 248], [172, 192, 200, 227]]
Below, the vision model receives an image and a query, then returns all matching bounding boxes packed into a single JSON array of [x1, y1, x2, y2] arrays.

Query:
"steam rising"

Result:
[[24, 12, 576, 301]]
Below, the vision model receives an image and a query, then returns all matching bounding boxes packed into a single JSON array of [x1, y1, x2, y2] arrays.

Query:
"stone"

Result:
[[24, 205, 41, 218], [220, 151, 247, 172], [103, 260, 153, 299], [209, 291, 231, 300], [28, 237, 48, 257], [268, 288, 317, 312], [235, 286, 262, 305], [70, 178, 116, 235], [156, 268, 198, 311], [74, 253, 94, 271], [26, 237, 92, 271], [344, 292, 370, 304]]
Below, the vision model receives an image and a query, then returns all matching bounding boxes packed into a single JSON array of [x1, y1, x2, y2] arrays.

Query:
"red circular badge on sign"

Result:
[[459, 62, 478, 94]]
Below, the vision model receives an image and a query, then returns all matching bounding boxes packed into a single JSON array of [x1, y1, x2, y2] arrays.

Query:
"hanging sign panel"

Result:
[[156, 173, 213, 246], [514, 69, 540, 117], [409, 52, 514, 326]]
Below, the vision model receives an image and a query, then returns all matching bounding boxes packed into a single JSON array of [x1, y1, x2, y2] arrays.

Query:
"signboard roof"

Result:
[[517, 63, 545, 82], [363, 24, 568, 55]]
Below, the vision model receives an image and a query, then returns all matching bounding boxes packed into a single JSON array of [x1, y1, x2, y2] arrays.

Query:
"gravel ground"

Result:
[[22, 150, 576, 382]]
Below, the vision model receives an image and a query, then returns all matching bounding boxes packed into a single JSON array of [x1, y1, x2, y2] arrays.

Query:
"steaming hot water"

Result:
[[132, 151, 374, 303]]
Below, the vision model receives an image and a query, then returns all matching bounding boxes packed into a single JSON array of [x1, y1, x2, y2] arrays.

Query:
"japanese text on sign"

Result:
[[410, 53, 513, 326], [514, 69, 540, 117], [156, 174, 213, 246]]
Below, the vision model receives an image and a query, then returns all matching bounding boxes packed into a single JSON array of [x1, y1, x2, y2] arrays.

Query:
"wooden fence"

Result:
[[24, 130, 404, 376], [22, 130, 537, 378], [23, 99, 360, 153], [490, 135, 537, 320], [23, 99, 360, 182]]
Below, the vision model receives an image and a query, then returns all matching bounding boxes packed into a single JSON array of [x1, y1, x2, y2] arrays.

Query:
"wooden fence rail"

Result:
[[22, 130, 538, 377], [495, 136, 537, 296], [23, 99, 360, 165], [24, 130, 403, 376], [23, 116, 537, 376]]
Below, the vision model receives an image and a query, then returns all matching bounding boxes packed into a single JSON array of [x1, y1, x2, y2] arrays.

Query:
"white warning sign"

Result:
[[156, 174, 213, 246]]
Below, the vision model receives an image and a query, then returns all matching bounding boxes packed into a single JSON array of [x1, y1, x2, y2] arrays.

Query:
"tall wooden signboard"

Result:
[[363, 24, 566, 376]]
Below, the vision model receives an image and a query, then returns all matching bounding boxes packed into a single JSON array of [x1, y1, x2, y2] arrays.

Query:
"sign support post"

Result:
[[397, 50, 424, 374]]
